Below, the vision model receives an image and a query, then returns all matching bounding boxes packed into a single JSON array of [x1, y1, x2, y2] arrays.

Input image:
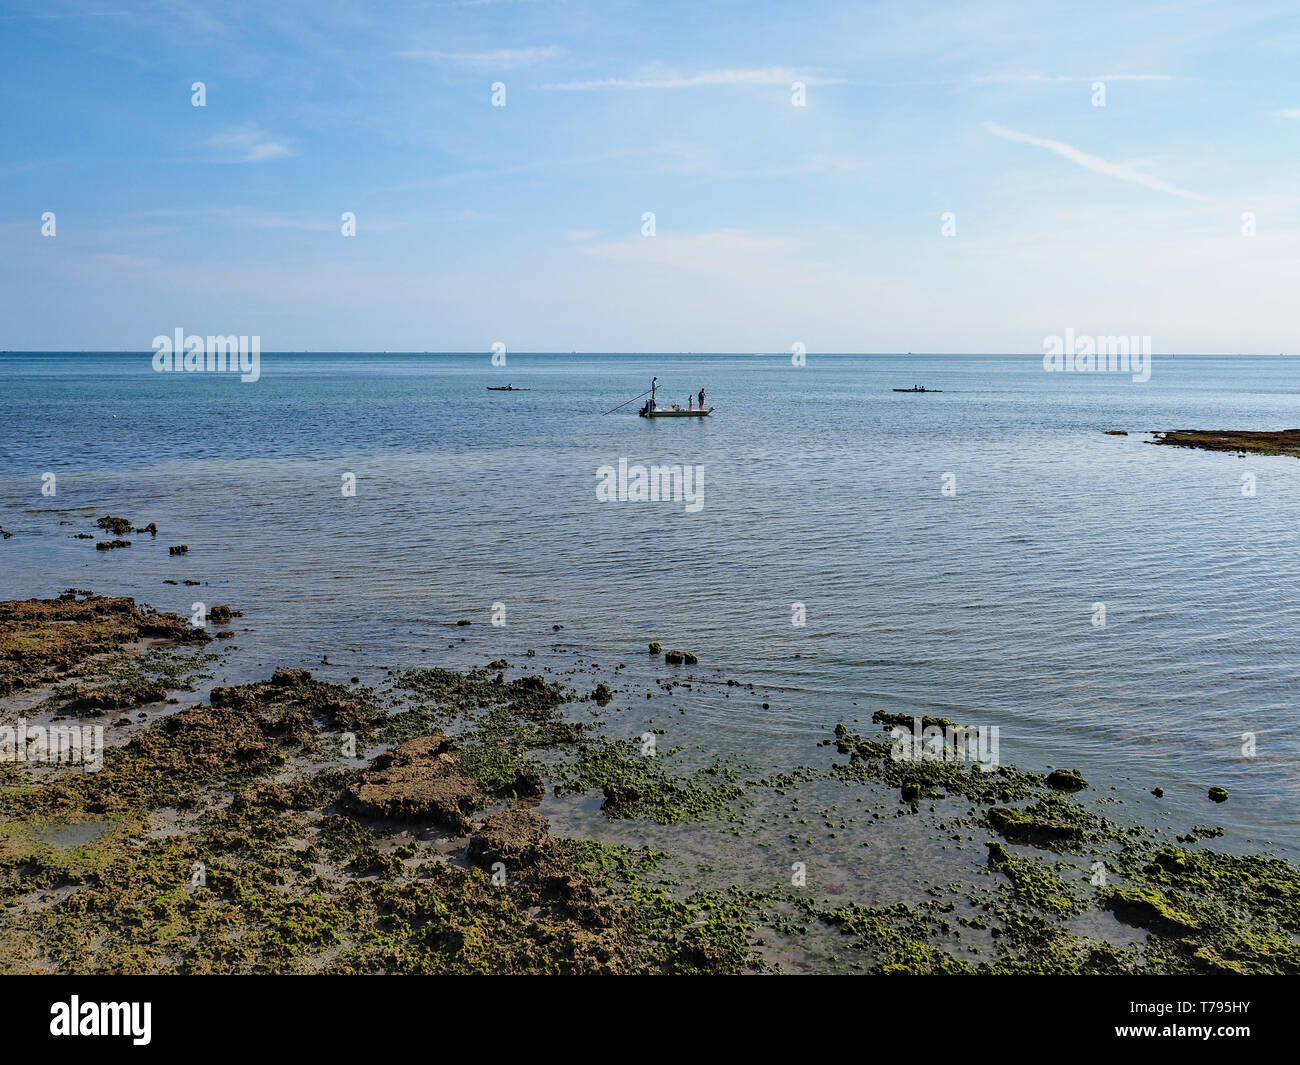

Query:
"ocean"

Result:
[[3, 351, 1299, 859]]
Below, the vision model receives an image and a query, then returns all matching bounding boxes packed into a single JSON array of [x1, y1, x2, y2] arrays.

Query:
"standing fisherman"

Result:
[[650, 376, 658, 412], [698, 387, 706, 410]]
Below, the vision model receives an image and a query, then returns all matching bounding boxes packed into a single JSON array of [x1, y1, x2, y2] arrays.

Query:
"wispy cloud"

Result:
[[982, 121, 1208, 201], [204, 123, 292, 162], [538, 67, 841, 91], [1273, 108, 1300, 118], [397, 46, 560, 67], [974, 73, 1174, 83]]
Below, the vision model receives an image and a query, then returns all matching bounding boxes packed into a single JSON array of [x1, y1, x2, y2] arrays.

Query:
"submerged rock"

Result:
[[95, 539, 131, 550], [169, 544, 188, 555], [1208, 787, 1229, 803], [664, 649, 684, 664]]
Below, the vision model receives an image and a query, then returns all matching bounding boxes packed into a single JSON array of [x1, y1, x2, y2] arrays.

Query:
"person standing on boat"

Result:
[[650, 376, 658, 412], [698, 388, 706, 410]]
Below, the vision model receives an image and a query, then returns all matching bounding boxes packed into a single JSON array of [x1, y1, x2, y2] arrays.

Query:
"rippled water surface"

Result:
[[3, 352, 1299, 856]]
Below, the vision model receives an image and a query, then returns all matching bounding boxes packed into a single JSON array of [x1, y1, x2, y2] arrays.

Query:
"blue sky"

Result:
[[2, 0, 1299, 352]]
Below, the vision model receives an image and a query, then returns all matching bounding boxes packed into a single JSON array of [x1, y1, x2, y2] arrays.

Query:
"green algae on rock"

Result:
[[0, 592, 209, 696], [1150, 428, 1300, 458], [1045, 768, 1087, 791]]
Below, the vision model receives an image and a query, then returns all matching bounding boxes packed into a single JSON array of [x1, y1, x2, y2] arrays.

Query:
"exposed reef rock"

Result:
[[346, 733, 484, 832]]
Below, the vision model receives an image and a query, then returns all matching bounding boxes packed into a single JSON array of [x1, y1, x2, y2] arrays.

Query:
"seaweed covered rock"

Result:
[[1103, 887, 1200, 936], [1045, 768, 1087, 791], [468, 807, 553, 869], [57, 680, 167, 714], [96, 515, 133, 536], [0, 592, 208, 696], [872, 709, 967, 733], [209, 668, 378, 735], [987, 805, 1084, 846], [346, 733, 484, 832]]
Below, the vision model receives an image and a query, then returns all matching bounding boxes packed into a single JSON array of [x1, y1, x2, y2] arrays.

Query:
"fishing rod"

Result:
[[601, 388, 654, 415]]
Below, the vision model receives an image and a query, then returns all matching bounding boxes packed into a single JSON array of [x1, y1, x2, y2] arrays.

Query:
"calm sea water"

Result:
[[3, 352, 1300, 856]]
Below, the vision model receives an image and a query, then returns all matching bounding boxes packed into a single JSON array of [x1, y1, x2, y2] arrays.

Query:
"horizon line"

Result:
[[5, 356, 1294, 364]]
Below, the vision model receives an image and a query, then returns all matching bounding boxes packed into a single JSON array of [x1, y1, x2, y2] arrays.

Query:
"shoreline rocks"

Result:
[[346, 733, 484, 832]]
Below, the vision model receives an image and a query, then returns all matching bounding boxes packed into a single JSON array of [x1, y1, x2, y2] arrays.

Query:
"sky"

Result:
[[2, 0, 1299, 353]]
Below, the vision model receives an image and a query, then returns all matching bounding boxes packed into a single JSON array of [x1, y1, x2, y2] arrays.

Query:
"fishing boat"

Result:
[[486, 385, 529, 391], [892, 386, 942, 393], [639, 405, 714, 417], [634, 379, 713, 417]]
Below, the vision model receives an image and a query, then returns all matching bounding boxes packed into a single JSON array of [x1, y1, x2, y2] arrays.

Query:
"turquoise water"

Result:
[[3, 352, 1300, 855]]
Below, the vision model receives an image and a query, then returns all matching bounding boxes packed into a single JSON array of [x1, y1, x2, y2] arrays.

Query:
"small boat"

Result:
[[892, 386, 941, 393], [640, 406, 714, 417], [486, 385, 529, 391]]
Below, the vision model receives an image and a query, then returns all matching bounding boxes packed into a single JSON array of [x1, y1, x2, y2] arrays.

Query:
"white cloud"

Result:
[[538, 67, 841, 91], [982, 121, 1208, 201], [204, 123, 291, 162], [1273, 109, 1300, 118]]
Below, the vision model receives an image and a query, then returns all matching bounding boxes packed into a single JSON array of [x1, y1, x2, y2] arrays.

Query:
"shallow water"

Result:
[[2, 351, 1298, 858]]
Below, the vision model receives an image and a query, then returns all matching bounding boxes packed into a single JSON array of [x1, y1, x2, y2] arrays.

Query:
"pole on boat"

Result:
[[601, 388, 654, 416]]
